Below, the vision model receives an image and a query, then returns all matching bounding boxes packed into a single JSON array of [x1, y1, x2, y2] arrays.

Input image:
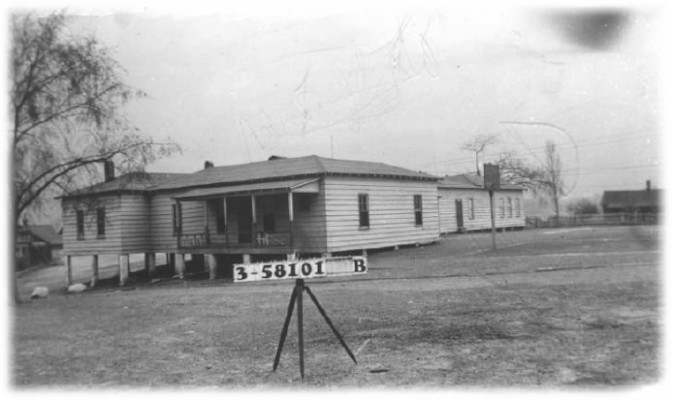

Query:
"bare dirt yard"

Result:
[[12, 225, 661, 389]]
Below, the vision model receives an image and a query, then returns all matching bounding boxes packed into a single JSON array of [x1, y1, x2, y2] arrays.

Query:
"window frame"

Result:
[[358, 193, 370, 228], [76, 210, 85, 240], [499, 197, 505, 219], [468, 198, 475, 220], [96, 207, 106, 239], [413, 194, 423, 226], [507, 197, 513, 218], [172, 202, 182, 236], [515, 198, 521, 217]]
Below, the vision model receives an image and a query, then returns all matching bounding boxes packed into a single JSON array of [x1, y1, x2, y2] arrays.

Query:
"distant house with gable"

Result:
[[15, 223, 63, 269], [601, 180, 662, 214], [437, 173, 526, 234]]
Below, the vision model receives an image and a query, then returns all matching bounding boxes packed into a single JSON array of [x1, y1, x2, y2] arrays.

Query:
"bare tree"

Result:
[[566, 198, 599, 215], [544, 141, 565, 218], [10, 12, 180, 302], [496, 140, 566, 218], [11, 12, 180, 224], [460, 134, 498, 176]]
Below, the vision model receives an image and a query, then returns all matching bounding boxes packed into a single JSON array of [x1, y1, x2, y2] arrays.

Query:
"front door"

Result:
[[230, 197, 253, 243], [455, 199, 464, 231]]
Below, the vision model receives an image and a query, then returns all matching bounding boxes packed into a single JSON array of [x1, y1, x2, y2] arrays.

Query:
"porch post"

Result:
[[203, 201, 209, 245], [206, 254, 218, 280], [119, 254, 130, 286], [251, 195, 257, 244], [176, 200, 182, 249], [288, 191, 294, 250], [174, 253, 185, 279], [65, 255, 72, 287], [223, 197, 229, 248], [91, 255, 99, 287], [145, 253, 156, 278]]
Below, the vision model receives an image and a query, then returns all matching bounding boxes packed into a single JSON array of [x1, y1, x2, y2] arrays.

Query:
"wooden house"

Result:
[[60, 155, 440, 285], [15, 224, 63, 269], [601, 180, 661, 214], [437, 173, 525, 234]]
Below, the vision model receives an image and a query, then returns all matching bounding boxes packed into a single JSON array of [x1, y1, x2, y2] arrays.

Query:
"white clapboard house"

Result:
[[438, 173, 526, 234], [60, 155, 440, 284]]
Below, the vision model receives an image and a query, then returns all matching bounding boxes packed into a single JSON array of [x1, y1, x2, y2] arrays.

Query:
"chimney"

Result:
[[646, 180, 651, 191], [204, 160, 214, 169], [103, 160, 115, 182]]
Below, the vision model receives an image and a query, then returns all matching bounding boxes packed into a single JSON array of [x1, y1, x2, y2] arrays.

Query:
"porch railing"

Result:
[[177, 230, 210, 249], [177, 227, 291, 250]]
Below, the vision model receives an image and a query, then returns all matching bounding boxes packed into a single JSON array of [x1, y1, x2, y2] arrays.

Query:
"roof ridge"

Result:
[[311, 154, 328, 174]]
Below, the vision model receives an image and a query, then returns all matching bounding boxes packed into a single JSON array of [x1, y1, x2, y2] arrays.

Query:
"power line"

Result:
[[406, 130, 658, 171]]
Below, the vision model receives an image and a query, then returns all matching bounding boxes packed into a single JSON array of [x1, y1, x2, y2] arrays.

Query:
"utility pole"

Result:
[[483, 163, 500, 250]]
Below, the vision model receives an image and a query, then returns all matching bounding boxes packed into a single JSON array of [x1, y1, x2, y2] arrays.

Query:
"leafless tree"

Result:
[[566, 198, 599, 215], [496, 140, 566, 218], [544, 141, 565, 218], [460, 134, 498, 176], [11, 12, 180, 224], [10, 12, 180, 302]]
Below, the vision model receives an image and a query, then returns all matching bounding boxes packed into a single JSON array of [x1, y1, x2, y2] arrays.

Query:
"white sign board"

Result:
[[234, 256, 367, 283]]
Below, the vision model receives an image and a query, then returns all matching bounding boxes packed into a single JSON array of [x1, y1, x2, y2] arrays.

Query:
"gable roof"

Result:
[[18, 225, 62, 245], [601, 189, 661, 209], [62, 172, 189, 198], [154, 155, 437, 191], [438, 173, 523, 191]]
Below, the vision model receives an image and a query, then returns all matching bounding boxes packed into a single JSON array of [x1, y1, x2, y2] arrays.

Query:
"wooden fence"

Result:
[[526, 213, 660, 228]]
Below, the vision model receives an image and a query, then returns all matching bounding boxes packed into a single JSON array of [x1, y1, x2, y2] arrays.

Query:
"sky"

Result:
[[5, 1, 668, 202]]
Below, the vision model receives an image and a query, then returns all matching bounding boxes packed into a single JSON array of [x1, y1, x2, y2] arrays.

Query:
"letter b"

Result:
[[354, 258, 366, 273]]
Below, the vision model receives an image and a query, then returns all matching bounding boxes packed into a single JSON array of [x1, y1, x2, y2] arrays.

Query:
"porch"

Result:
[[172, 178, 320, 254]]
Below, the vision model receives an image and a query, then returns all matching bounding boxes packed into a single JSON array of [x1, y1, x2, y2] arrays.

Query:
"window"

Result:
[[97, 207, 106, 238], [76, 210, 84, 240], [507, 197, 513, 218], [172, 203, 182, 236], [358, 194, 369, 228], [515, 198, 521, 217], [499, 198, 505, 219], [413, 195, 423, 226], [468, 198, 475, 220]]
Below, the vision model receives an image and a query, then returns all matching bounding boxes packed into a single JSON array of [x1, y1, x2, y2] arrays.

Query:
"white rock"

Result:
[[67, 283, 87, 293], [30, 287, 49, 299]]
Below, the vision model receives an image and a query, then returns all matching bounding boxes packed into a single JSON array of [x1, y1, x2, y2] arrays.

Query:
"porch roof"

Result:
[[172, 178, 320, 200]]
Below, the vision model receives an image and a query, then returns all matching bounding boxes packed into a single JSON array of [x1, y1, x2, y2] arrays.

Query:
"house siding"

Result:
[[438, 188, 525, 233], [292, 181, 328, 253], [149, 190, 199, 252], [323, 176, 439, 252], [62, 195, 123, 256], [119, 194, 152, 253]]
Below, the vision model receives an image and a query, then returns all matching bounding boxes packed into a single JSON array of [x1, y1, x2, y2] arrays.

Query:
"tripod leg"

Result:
[[304, 286, 357, 364], [297, 279, 305, 380], [273, 286, 298, 371]]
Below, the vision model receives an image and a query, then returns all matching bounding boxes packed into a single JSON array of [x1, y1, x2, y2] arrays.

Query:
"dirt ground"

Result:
[[12, 225, 661, 389]]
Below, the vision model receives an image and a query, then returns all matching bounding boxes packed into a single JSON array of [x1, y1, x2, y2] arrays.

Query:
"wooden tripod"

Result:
[[272, 279, 357, 380]]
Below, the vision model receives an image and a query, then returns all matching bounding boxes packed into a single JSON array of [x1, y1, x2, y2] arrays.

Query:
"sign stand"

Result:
[[484, 163, 501, 250], [272, 278, 357, 380]]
